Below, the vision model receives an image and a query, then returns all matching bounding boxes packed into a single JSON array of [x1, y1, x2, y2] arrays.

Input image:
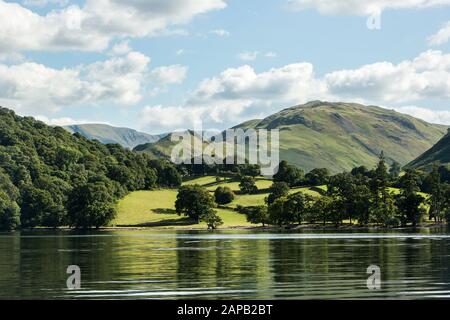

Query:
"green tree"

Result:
[[244, 206, 270, 226], [214, 186, 235, 205], [0, 192, 20, 231], [239, 176, 257, 194], [308, 196, 333, 226], [389, 161, 402, 180], [305, 168, 330, 186], [266, 181, 290, 205], [273, 161, 304, 186], [284, 192, 314, 225], [67, 182, 117, 229], [427, 164, 446, 222], [395, 170, 425, 227], [175, 185, 215, 223], [201, 209, 223, 230], [19, 186, 56, 228], [268, 197, 290, 227]]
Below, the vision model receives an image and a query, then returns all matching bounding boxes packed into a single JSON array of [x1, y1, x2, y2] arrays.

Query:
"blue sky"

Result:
[[1, 0, 450, 133]]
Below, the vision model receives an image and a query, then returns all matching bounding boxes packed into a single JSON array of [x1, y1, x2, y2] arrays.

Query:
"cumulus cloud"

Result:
[[139, 49, 450, 131], [0, 50, 187, 115], [287, 0, 450, 15], [0, 0, 226, 53], [35, 115, 109, 126], [109, 40, 132, 56], [394, 106, 450, 125], [325, 50, 450, 102], [22, 0, 68, 7], [150, 65, 188, 85], [428, 21, 450, 45]]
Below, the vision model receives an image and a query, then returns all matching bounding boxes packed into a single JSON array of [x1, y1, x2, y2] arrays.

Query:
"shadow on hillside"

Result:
[[153, 208, 177, 214], [116, 217, 198, 228]]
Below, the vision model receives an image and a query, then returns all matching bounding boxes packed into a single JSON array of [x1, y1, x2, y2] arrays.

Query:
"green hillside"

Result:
[[134, 101, 448, 173], [407, 129, 450, 169], [0, 107, 181, 230], [64, 123, 165, 149]]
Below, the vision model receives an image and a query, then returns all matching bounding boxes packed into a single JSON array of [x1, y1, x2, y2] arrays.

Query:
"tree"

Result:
[[214, 186, 235, 205], [201, 209, 223, 230], [244, 206, 270, 226], [19, 185, 56, 228], [268, 197, 289, 227], [395, 170, 425, 227], [0, 192, 20, 231], [308, 196, 333, 226], [67, 182, 116, 229], [284, 192, 314, 225], [389, 161, 402, 180], [175, 185, 215, 223], [370, 152, 390, 210], [427, 164, 446, 222], [266, 181, 290, 205], [273, 161, 304, 187], [305, 168, 330, 186], [370, 192, 398, 227], [239, 176, 257, 194]]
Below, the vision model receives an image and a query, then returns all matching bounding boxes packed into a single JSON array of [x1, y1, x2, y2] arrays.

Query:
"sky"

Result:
[[1, 0, 450, 134]]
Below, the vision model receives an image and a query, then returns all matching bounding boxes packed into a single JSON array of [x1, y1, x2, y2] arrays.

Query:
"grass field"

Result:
[[113, 176, 432, 229], [113, 189, 253, 228]]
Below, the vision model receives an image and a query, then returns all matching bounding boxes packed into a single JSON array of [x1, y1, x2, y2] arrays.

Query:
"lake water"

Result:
[[1, 229, 450, 299]]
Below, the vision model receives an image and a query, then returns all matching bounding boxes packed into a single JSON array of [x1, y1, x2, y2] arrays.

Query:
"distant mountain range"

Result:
[[407, 129, 450, 170], [132, 101, 448, 173], [63, 124, 165, 149]]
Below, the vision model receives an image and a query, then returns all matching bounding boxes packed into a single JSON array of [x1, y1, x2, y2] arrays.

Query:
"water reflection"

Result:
[[0, 229, 450, 299]]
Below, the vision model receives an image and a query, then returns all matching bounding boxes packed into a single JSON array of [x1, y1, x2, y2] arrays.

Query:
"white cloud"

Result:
[[35, 115, 109, 126], [238, 51, 259, 61], [150, 65, 188, 85], [287, 0, 450, 15], [0, 0, 226, 53], [394, 106, 450, 125], [139, 49, 450, 130], [22, 0, 68, 7], [325, 50, 450, 102], [139, 105, 208, 131], [209, 29, 230, 37], [109, 40, 131, 56], [0, 51, 189, 115], [428, 21, 450, 45]]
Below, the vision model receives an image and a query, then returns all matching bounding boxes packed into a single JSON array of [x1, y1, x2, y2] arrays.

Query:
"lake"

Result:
[[1, 229, 450, 299]]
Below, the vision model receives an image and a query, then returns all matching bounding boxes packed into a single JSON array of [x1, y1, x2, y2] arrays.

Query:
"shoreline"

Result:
[[15, 222, 450, 232]]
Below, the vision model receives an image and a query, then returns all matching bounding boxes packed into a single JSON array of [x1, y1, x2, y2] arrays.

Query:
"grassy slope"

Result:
[[113, 176, 323, 228], [134, 101, 447, 173], [407, 131, 450, 170]]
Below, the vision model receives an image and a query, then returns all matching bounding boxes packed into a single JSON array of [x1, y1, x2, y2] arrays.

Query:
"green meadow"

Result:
[[113, 176, 324, 228]]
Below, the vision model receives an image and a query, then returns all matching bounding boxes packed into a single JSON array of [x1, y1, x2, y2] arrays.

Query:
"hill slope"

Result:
[[64, 124, 164, 149], [135, 101, 448, 173], [407, 129, 450, 169]]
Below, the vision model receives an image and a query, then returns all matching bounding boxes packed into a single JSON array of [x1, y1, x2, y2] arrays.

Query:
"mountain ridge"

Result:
[[133, 101, 448, 173], [63, 123, 165, 149]]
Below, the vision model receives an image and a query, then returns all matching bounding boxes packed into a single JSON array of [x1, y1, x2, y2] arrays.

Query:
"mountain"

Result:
[[63, 124, 164, 149], [407, 129, 450, 169], [134, 101, 448, 173]]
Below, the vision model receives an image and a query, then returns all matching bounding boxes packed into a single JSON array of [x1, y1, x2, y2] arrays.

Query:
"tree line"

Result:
[[0, 108, 182, 231], [175, 155, 450, 229]]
